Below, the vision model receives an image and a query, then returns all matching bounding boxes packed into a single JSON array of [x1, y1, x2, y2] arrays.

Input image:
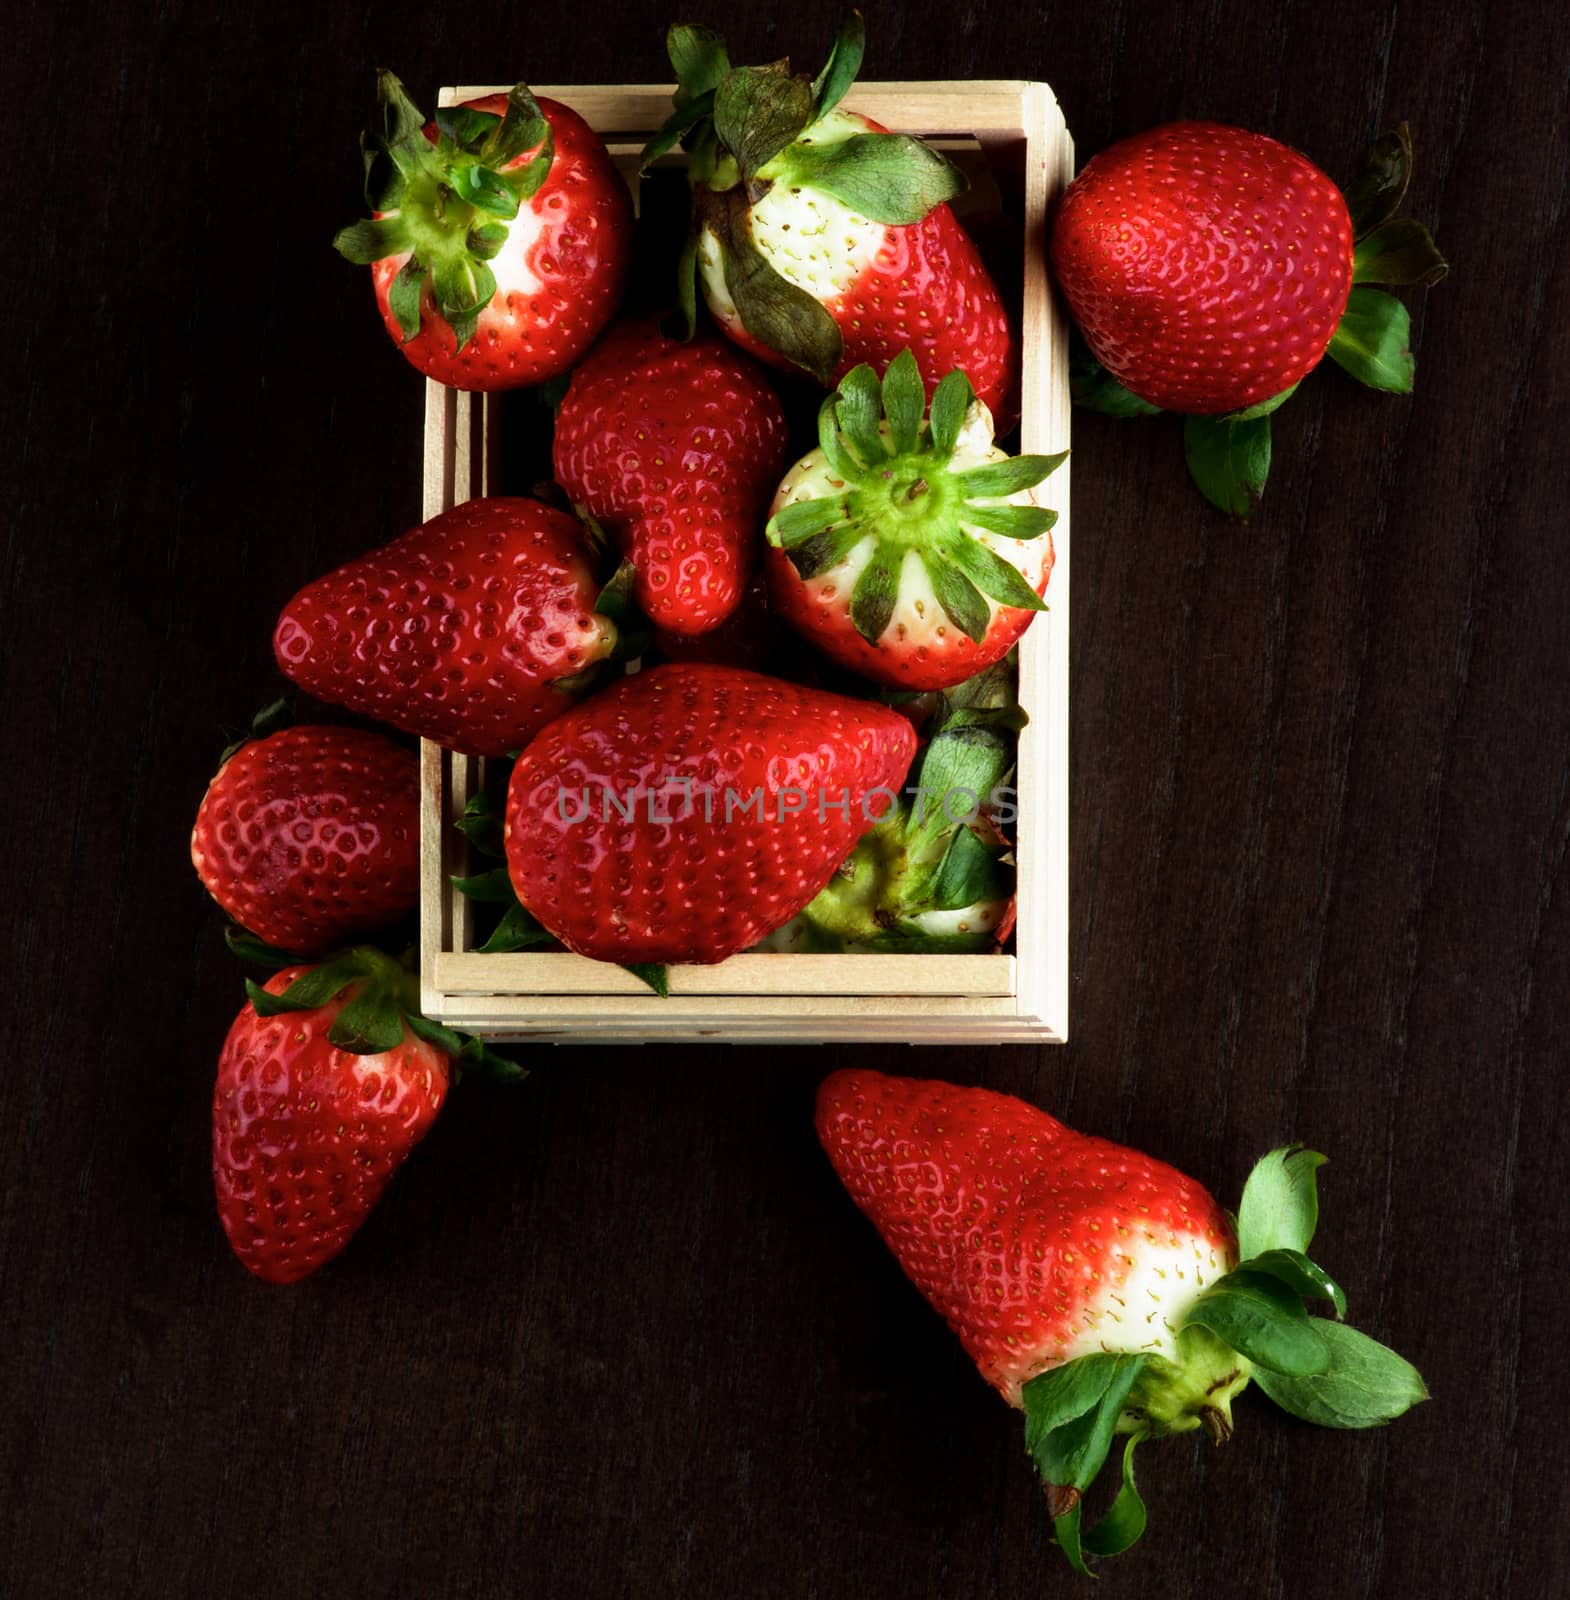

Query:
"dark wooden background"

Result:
[[5, 0, 1568, 1595]]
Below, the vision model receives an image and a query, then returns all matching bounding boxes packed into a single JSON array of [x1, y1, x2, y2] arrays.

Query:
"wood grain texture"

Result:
[[3, 1, 1568, 1597]]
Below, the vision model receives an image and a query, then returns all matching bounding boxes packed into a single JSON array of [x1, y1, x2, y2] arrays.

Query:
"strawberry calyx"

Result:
[[769, 351, 1063, 647], [649, 15, 966, 373], [334, 71, 555, 351], [781, 661, 1023, 952], [1025, 1145, 1427, 1575], [244, 945, 525, 1084]]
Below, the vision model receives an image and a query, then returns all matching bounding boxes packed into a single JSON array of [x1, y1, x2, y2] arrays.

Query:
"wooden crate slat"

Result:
[[434, 951, 1017, 997], [419, 79, 1072, 1044]]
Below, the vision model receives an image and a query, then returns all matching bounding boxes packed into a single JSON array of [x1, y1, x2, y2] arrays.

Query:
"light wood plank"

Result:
[[434, 952, 1016, 997], [421, 79, 1071, 1043]]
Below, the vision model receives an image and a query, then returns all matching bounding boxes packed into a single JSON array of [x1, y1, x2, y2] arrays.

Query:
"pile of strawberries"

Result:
[[190, 15, 1440, 1572]]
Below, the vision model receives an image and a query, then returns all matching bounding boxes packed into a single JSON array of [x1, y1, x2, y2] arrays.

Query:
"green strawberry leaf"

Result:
[[816, 388, 865, 483], [643, 92, 716, 170], [883, 350, 925, 456], [1180, 1267, 1331, 1376], [478, 901, 552, 954], [1353, 217, 1449, 287], [836, 363, 889, 467], [1053, 1504, 1092, 1578], [913, 720, 1016, 837], [1236, 1144, 1328, 1258], [487, 82, 551, 173], [811, 11, 865, 118], [955, 452, 1067, 499], [450, 161, 520, 219], [770, 495, 854, 548], [782, 133, 966, 226], [434, 105, 499, 148], [922, 550, 990, 644], [955, 501, 1057, 539], [925, 823, 1008, 911], [247, 952, 366, 1015], [1227, 383, 1299, 421], [386, 258, 426, 343], [1245, 1247, 1348, 1320], [332, 215, 414, 265], [668, 23, 732, 104], [466, 221, 509, 261], [785, 521, 866, 581], [715, 198, 842, 383], [850, 545, 901, 642], [1328, 287, 1415, 393], [927, 369, 972, 457], [451, 866, 517, 903], [1251, 1322, 1428, 1428], [224, 926, 309, 970], [1080, 1435, 1148, 1559], [1023, 1353, 1138, 1450], [622, 963, 671, 997], [327, 990, 407, 1054], [713, 64, 815, 188], [1183, 412, 1272, 518], [942, 535, 1047, 612], [1342, 123, 1413, 240], [1028, 1355, 1148, 1550]]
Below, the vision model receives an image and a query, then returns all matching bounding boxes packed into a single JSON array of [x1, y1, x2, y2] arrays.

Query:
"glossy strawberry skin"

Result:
[[274, 497, 615, 758], [816, 1069, 1238, 1405], [369, 96, 631, 392], [212, 968, 448, 1284], [1050, 121, 1354, 414], [553, 321, 789, 635], [504, 663, 916, 964], [191, 726, 417, 953]]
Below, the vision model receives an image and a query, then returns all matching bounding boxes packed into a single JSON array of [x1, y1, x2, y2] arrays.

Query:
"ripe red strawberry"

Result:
[[503, 663, 916, 964], [191, 722, 417, 953], [1050, 121, 1355, 415], [553, 320, 789, 635], [213, 951, 521, 1284], [650, 17, 1014, 416], [273, 497, 619, 758], [818, 1070, 1428, 1572], [335, 73, 632, 391], [765, 350, 1062, 690]]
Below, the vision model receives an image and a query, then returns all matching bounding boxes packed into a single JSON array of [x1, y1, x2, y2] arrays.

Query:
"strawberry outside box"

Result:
[[418, 80, 1073, 1044]]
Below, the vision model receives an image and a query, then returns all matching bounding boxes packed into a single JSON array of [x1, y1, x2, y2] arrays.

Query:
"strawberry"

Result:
[[334, 73, 632, 391], [273, 497, 620, 758], [765, 350, 1063, 690], [817, 1070, 1428, 1572], [1051, 121, 1355, 415], [552, 319, 789, 635], [503, 662, 916, 964], [1053, 121, 1447, 515], [648, 17, 1014, 416], [213, 951, 520, 1284], [191, 719, 418, 954]]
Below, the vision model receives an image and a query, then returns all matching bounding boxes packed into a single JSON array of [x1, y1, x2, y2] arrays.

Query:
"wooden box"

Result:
[[418, 80, 1073, 1044]]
